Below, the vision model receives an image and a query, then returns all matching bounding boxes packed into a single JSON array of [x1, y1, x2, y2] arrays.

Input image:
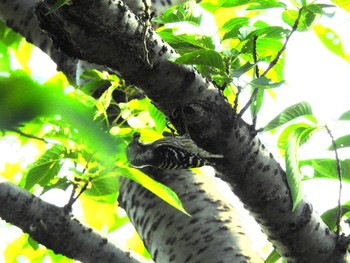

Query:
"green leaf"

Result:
[[175, 49, 224, 70], [120, 167, 189, 216], [250, 87, 264, 119], [27, 237, 39, 251], [299, 159, 350, 183], [85, 174, 119, 203], [327, 134, 350, 150], [222, 17, 250, 40], [241, 37, 284, 61], [282, 9, 316, 31], [0, 70, 123, 161], [24, 145, 66, 190], [313, 25, 345, 59], [45, 0, 72, 15], [221, 0, 251, 8], [332, 0, 350, 12], [278, 124, 318, 152], [246, 26, 290, 40], [153, 1, 202, 26], [158, 29, 215, 54], [321, 203, 350, 230], [248, 1, 286, 10], [231, 61, 256, 78], [338, 110, 350, 120], [148, 103, 166, 133], [250, 76, 284, 89], [285, 128, 305, 211], [0, 43, 11, 73], [264, 102, 316, 132], [0, 21, 24, 49], [264, 249, 281, 263]]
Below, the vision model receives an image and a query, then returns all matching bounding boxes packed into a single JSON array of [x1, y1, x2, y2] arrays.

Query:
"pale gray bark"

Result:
[[0, 182, 148, 263], [119, 169, 264, 262]]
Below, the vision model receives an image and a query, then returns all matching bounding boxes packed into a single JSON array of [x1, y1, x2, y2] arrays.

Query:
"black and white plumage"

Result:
[[127, 132, 223, 169]]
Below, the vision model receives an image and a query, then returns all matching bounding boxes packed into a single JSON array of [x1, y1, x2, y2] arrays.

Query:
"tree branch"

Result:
[[0, 181, 148, 263], [119, 168, 265, 262]]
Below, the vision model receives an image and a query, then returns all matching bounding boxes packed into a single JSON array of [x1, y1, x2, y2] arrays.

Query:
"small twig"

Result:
[[253, 35, 260, 79], [261, 8, 303, 77], [238, 8, 303, 121], [325, 125, 342, 241], [9, 128, 47, 143], [233, 85, 242, 115], [141, 0, 153, 68], [251, 35, 260, 128], [64, 154, 94, 212], [237, 88, 258, 119]]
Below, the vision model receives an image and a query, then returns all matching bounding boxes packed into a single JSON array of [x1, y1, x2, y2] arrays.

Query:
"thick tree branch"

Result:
[[0, 181, 148, 263], [32, 1, 350, 262], [119, 169, 265, 262]]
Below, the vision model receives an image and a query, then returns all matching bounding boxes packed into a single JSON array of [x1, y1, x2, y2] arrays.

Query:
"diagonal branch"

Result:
[[0, 181, 147, 263]]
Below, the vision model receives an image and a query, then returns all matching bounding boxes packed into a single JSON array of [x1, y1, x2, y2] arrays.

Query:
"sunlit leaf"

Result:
[[80, 196, 122, 230], [148, 103, 166, 133], [158, 29, 215, 54], [285, 128, 305, 210], [24, 145, 67, 190], [153, 1, 202, 26], [321, 202, 350, 230], [327, 134, 350, 150], [250, 87, 264, 119], [338, 110, 350, 120], [86, 174, 119, 197], [0, 21, 24, 49], [246, 26, 290, 40], [0, 70, 123, 161], [126, 230, 152, 259], [221, 0, 252, 8], [264, 102, 316, 132], [278, 123, 318, 153], [247, 0, 286, 10], [314, 24, 345, 59], [332, 0, 350, 12], [222, 17, 250, 40], [120, 167, 189, 215], [282, 9, 316, 31], [250, 76, 284, 89], [264, 249, 281, 263], [175, 49, 224, 70], [299, 159, 350, 183]]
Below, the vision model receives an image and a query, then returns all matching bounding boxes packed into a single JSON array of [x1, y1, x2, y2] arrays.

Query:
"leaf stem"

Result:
[[325, 125, 342, 241], [261, 8, 303, 77]]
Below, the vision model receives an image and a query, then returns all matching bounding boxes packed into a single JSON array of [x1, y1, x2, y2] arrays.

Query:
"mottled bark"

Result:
[[32, 0, 350, 262], [0, 182, 147, 263], [119, 169, 264, 262]]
